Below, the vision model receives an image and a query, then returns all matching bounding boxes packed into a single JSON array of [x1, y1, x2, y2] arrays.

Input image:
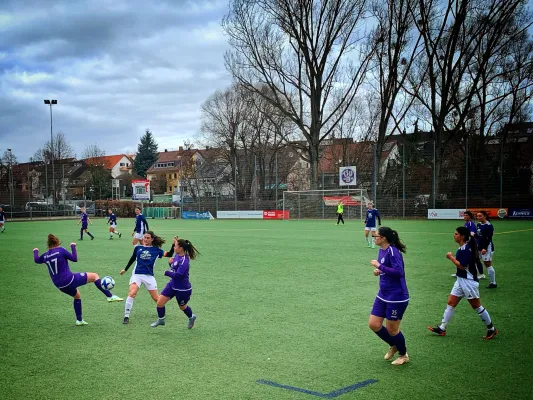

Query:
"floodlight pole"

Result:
[[44, 100, 57, 206], [7, 149, 14, 218]]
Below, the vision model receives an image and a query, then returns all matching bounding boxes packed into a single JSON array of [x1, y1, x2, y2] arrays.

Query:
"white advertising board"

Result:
[[427, 209, 466, 220]]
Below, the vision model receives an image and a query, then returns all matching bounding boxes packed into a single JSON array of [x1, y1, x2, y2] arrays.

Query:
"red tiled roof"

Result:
[[85, 154, 131, 169]]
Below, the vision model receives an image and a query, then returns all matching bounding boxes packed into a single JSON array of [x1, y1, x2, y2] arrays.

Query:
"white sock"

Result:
[[475, 306, 493, 328], [366, 237, 370, 244], [115, 231, 120, 235], [371, 237, 375, 246], [125, 296, 134, 317], [487, 266, 496, 284], [440, 305, 455, 330]]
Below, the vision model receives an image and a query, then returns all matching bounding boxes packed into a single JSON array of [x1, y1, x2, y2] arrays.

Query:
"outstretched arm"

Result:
[[120, 249, 137, 275], [33, 249, 45, 264], [64, 244, 78, 262]]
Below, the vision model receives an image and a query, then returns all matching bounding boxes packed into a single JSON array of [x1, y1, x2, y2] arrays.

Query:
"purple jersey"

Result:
[[464, 220, 476, 236], [164, 254, 191, 290], [376, 245, 409, 302], [34, 245, 78, 288], [455, 243, 478, 281], [80, 212, 88, 226]]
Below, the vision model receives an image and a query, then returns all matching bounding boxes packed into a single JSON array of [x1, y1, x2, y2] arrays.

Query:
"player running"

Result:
[[107, 209, 122, 240], [77, 207, 94, 240], [132, 206, 148, 246]]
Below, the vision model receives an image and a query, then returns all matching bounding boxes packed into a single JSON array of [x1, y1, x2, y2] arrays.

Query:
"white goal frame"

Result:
[[282, 189, 370, 220]]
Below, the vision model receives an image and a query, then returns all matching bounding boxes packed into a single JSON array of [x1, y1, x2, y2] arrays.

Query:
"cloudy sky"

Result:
[[0, 0, 232, 162]]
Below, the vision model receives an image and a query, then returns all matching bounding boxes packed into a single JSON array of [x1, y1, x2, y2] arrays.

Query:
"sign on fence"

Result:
[[263, 210, 290, 220], [467, 208, 508, 219], [507, 208, 533, 219], [217, 211, 264, 219], [132, 180, 150, 200], [427, 209, 466, 220], [338, 166, 357, 186], [182, 211, 214, 220]]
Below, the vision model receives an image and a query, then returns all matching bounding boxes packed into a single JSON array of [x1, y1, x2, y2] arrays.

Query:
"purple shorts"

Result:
[[58, 272, 88, 297], [160, 282, 192, 306], [371, 297, 408, 320], [81, 224, 88, 230]]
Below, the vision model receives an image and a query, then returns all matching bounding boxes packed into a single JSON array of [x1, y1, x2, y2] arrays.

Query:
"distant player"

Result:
[[0, 206, 5, 233], [428, 226, 498, 339], [33, 234, 123, 325], [364, 201, 381, 248], [120, 231, 173, 324], [336, 201, 345, 225], [132, 206, 149, 246], [107, 209, 122, 240], [368, 226, 410, 365], [476, 211, 496, 288], [77, 207, 94, 240], [151, 236, 200, 329], [461, 211, 484, 278]]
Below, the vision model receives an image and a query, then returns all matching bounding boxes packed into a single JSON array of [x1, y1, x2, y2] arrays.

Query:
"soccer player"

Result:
[[462, 211, 485, 278], [33, 234, 123, 325], [428, 226, 498, 339], [0, 206, 5, 233], [476, 210, 496, 288], [336, 201, 345, 225], [364, 201, 381, 248], [151, 236, 200, 329], [77, 207, 94, 240], [107, 209, 122, 240], [120, 230, 173, 324], [132, 206, 149, 246], [368, 226, 409, 366]]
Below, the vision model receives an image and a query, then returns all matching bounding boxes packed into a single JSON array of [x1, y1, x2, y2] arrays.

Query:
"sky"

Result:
[[0, 0, 233, 162]]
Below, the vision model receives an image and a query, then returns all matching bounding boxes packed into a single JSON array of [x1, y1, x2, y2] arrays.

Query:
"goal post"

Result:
[[282, 189, 371, 220]]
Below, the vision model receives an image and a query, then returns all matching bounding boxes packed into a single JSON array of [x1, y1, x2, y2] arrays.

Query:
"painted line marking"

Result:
[[256, 379, 378, 398], [495, 228, 533, 235]]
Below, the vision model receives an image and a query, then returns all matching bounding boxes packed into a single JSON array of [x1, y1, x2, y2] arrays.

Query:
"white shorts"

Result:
[[479, 244, 493, 262], [109, 223, 117, 229], [451, 278, 480, 300], [129, 274, 158, 291], [365, 227, 377, 231], [133, 232, 144, 240]]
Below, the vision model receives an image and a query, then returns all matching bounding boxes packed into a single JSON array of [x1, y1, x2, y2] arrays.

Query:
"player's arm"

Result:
[[446, 252, 466, 270], [144, 217, 149, 231], [64, 244, 78, 262], [376, 211, 381, 226], [165, 260, 188, 279], [372, 254, 404, 277], [121, 249, 138, 274], [163, 242, 174, 258], [87, 216, 92, 225], [33, 249, 45, 264]]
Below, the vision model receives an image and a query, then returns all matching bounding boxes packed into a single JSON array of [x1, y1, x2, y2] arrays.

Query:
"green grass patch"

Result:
[[0, 218, 531, 399]]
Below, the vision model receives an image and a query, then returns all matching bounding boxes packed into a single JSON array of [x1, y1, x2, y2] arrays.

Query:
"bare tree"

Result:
[[82, 144, 111, 200], [223, 0, 374, 189]]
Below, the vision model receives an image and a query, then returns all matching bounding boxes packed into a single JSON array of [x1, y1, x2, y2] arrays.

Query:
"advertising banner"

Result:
[[263, 210, 290, 220], [181, 211, 214, 220], [132, 180, 150, 200], [339, 166, 357, 186], [427, 209, 466, 220], [467, 208, 508, 219], [507, 208, 533, 219], [217, 210, 264, 219]]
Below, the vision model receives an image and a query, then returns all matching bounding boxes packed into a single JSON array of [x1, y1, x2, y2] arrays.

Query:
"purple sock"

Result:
[[73, 299, 82, 321], [390, 331, 407, 356], [157, 306, 166, 318], [374, 326, 394, 346], [183, 306, 193, 318], [94, 279, 112, 298], [88, 232, 94, 238]]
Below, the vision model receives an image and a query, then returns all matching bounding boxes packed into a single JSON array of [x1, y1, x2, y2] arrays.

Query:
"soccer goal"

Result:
[[142, 206, 181, 219], [282, 189, 371, 220]]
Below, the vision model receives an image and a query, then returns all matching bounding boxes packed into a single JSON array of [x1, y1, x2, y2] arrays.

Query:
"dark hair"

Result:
[[135, 206, 141, 211], [145, 231, 165, 248], [456, 226, 479, 261], [47, 234, 61, 248], [377, 227, 406, 253], [477, 210, 490, 220], [177, 238, 200, 260], [464, 210, 473, 219]]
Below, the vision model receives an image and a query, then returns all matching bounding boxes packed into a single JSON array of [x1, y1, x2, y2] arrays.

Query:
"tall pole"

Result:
[[432, 136, 436, 209], [50, 103, 54, 207], [321, 153, 324, 219], [275, 152, 278, 210], [8, 149, 13, 219], [234, 154, 237, 211], [402, 140, 405, 218], [372, 143, 377, 204], [465, 136, 469, 209], [500, 135, 504, 208]]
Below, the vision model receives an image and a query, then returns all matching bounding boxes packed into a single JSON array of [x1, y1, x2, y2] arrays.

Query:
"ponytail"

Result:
[[378, 227, 406, 253], [177, 238, 200, 260]]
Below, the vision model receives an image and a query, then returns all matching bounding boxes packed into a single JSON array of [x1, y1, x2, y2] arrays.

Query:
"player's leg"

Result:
[[467, 293, 497, 339], [365, 228, 371, 247], [151, 287, 172, 327], [109, 226, 113, 239], [485, 253, 496, 288], [85, 228, 94, 240], [428, 291, 462, 335], [0, 221, 5, 232], [177, 290, 195, 328], [86, 272, 122, 301], [385, 303, 409, 365], [60, 285, 87, 325], [371, 228, 376, 248], [369, 297, 395, 358], [124, 281, 140, 323]]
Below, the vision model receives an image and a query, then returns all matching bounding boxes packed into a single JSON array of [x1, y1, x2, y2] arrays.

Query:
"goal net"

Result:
[[142, 206, 181, 219], [282, 189, 371, 220]]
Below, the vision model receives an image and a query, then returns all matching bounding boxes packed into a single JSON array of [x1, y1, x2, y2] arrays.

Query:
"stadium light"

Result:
[[44, 99, 57, 206]]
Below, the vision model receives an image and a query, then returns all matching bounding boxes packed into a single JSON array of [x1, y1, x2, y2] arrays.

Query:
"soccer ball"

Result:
[[101, 276, 115, 290]]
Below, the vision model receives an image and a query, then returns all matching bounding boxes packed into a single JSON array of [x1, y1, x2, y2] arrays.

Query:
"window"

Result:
[[168, 186, 172, 192], [155, 162, 175, 168], [174, 173, 177, 179]]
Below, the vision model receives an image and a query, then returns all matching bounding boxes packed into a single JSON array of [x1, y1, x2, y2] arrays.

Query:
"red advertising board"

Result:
[[467, 208, 508, 219], [263, 210, 290, 220]]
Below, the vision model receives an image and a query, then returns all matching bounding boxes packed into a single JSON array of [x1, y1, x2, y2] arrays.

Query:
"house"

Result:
[[84, 154, 133, 178], [146, 149, 182, 194]]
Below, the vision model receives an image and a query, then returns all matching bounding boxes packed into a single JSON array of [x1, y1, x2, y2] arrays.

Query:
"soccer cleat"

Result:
[[107, 295, 123, 303], [119, 233, 122, 238], [188, 314, 196, 329], [367, 243, 371, 248], [384, 346, 398, 361], [123, 316, 130, 324], [391, 354, 409, 365], [487, 283, 497, 289], [478, 274, 486, 279], [428, 326, 446, 336], [150, 318, 166, 327], [483, 328, 498, 340], [91, 236, 94, 240], [109, 237, 113, 240], [75, 320, 88, 326], [79, 238, 83, 240]]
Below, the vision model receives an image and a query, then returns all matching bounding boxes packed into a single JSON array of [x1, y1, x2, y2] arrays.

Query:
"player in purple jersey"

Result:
[[151, 236, 200, 329], [368, 227, 409, 366], [476, 211, 497, 288], [33, 234, 123, 325], [76, 207, 94, 240], [0, 206, 6, 233], [428, 226, 498, 340], [120, 230, 174, 324]]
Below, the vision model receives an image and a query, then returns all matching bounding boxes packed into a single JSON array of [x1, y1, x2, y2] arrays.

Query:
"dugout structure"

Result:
[[143, 206, 180, 219], [282, 189, 370, 220]]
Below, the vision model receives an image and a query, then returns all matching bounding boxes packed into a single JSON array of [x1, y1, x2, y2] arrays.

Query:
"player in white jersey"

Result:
[[0, 206, 5, 233]]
